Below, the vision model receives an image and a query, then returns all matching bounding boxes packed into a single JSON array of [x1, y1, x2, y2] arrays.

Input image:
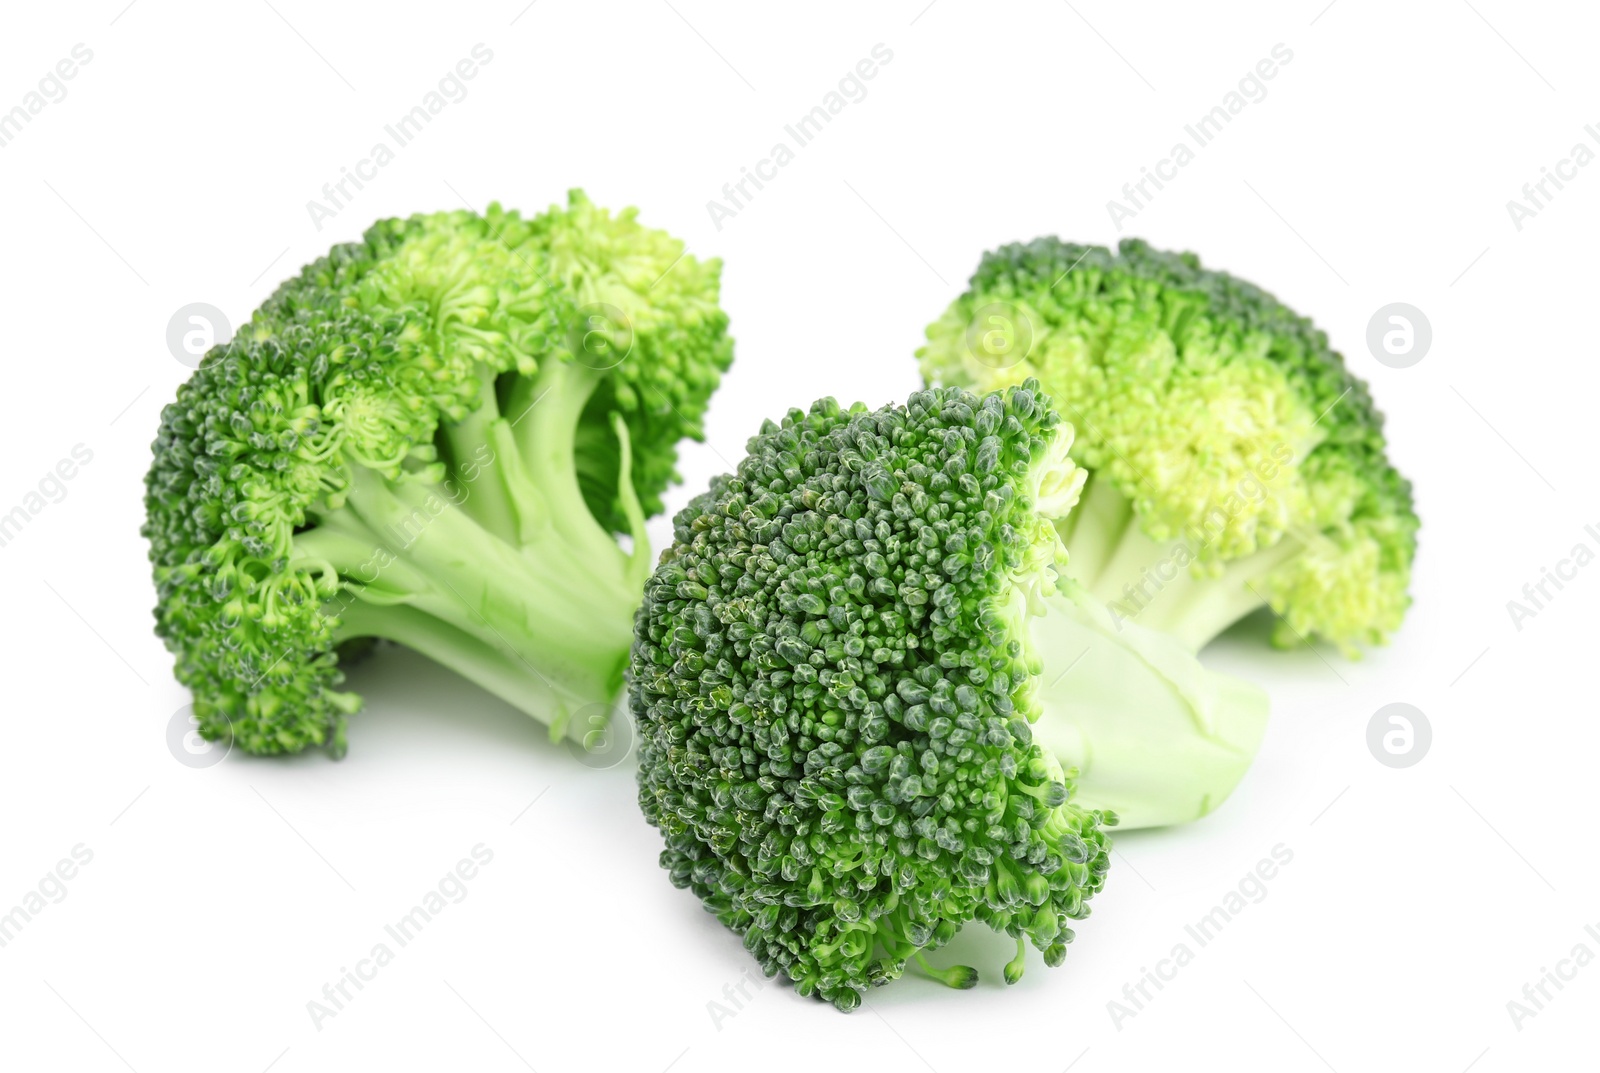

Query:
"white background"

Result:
[[1, 1, 1595, 1070]]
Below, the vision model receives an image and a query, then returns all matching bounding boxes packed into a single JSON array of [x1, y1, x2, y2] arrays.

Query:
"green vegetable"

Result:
[[919, 238, 1417, 825], [631, 382, 1116, 1011], [143, 192, 732, 757]]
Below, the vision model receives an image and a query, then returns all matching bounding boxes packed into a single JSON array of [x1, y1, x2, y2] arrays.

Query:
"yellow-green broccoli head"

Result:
[[920, 238, 1417, 655]]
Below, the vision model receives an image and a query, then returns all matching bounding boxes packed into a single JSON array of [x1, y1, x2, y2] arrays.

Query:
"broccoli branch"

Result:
[[1058, 473, 1302, 654], [290, 361, 648, 741]]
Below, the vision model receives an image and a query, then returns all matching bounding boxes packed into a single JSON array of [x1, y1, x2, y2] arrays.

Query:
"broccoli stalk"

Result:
[[1027, 581, 1269, 828], [1006, 450, 1271, 829], [289, 363, 651, 744], [1055, 469, 1381, 656]]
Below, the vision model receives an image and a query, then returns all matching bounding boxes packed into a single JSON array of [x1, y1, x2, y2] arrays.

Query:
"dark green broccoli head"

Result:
[[630, 381, 1113, 1011], [144, 193, 732, 756], [920, 238, 1418, 654]]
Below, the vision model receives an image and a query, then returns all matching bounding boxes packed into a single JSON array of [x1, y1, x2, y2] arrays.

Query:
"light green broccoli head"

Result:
[[144, 192, 732, 756], [919, 238, 1418, 655]]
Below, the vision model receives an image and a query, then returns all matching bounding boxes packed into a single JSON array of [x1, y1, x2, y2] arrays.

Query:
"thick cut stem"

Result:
[[1029, 584, 1271, 829]]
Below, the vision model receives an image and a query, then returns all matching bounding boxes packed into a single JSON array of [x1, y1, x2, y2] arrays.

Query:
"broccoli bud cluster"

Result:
[[631, 381, 1113, 1010], [921, 237, 1418, 655]]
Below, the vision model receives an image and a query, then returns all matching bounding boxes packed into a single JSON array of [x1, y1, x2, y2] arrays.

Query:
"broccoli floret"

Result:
[[913, 239, 1416, 827], [630, 382, 1118, 1011], [143, 192, 732, 757], [920, 238, 1418, 658]]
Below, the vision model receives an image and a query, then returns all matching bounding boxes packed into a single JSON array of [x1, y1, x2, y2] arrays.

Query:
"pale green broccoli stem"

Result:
[[289, 360, 653, 739], [294, 475, 638, 736], [438, 369, 521, 543], [505, 358, 649, 584], [1058, 474, 1300, 653], [1053, 470, 1136, 586], [1123, 539, 1301, 652], [331, 600, 589, 732], [1029, 583, 1270, 829], [445, 358, 649, 586]]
